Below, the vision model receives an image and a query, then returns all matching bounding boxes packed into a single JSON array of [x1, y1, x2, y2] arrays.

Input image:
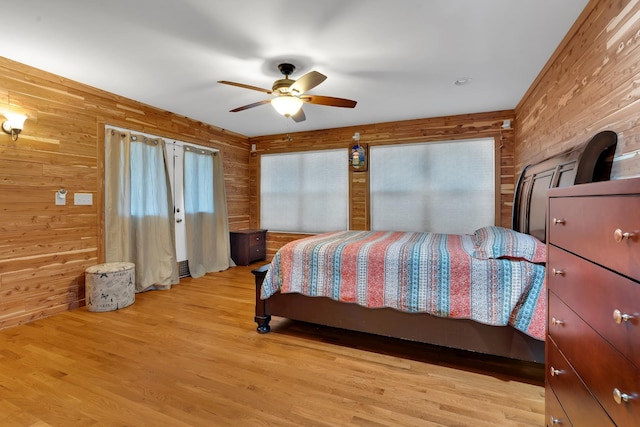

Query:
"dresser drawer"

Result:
[[545, 384, 573, 427], [549, 292, 640, 426], [548, 245, 640, 367], [548, 196, 640, 281], [546, 337, 612, 426]]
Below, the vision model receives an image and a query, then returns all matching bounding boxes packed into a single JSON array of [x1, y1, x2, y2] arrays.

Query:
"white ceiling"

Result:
[[1, 0, 588, 137]]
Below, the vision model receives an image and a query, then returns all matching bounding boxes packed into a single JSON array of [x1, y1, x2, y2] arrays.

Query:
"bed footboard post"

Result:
[[251, 264, 271, 333]]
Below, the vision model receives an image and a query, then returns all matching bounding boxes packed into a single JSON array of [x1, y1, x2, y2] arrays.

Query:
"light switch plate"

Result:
[[55, 192, 66, 206], [74, 193, 93, 205]]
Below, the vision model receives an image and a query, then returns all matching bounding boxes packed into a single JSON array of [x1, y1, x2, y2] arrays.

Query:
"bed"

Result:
[[252, 130, 618, 363]]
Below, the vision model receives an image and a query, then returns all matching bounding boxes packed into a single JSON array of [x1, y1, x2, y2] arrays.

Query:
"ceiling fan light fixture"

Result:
[[271, 96, 303, 117], [220, 63, 355, 122]]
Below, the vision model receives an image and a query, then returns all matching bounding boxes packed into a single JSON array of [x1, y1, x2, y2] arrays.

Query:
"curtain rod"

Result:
[[105, 125, 219, 154]]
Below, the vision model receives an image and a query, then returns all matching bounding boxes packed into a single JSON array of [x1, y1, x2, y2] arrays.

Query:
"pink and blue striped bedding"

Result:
[[261, 230, 546, 340]]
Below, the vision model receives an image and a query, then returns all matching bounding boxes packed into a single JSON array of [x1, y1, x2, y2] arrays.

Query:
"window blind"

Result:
[[260, 149, 348, 233], [370, 138, 495, 234]]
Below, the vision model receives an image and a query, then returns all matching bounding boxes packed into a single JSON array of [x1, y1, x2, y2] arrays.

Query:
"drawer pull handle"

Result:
[[613, 388, 630, 404], [550, 367, 561, 377], [613, 309, 633, 324], [551, 317, 564, 326], [553, 218, 566, 225], [614, 229, 634, 243], [549, 415, 562, 425], [552, 268, 565, 276]]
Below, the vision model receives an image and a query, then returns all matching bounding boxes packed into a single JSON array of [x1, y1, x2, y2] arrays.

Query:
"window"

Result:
[[129, 139, 171, 218], [184, 148, 215, 214], [370, 138, 495, 234], [260, 149, 348, 233]]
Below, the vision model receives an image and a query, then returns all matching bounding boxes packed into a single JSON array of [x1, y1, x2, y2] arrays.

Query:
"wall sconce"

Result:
[[271, 96, 303, 117], [2, 112, 27, 141]]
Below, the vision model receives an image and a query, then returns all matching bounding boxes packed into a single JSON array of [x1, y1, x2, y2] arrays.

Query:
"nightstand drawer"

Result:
[[548, 245, 640, 367], [249, 232, 265, 248], [251, 245, 265, 259], [548, 196, 640, 281]]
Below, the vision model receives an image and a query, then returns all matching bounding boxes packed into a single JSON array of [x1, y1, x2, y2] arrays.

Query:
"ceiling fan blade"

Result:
[[291, 108, 306, 122], [301, 95, 357, 108], [218, 80, 272, 94], [289, 71, 327, 95], [230, 99, 271, 112]]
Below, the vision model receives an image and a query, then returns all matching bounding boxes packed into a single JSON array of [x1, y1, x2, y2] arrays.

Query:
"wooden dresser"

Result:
[[230, 229, 267, 266], [546, 178, 640, 426]]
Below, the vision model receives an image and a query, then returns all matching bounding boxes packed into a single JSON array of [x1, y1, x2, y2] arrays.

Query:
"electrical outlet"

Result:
[[74, 193, 93, 205]]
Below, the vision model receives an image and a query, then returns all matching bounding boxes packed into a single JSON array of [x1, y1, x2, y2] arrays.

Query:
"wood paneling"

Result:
[[516, 0, 640, 179], [0, 57, 250, 330], [249, 111, 516, 256], [349, 167, 369, 231]]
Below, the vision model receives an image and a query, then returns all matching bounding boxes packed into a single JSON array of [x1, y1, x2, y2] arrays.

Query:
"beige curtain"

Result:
[[183, 147, 233, 278], [105, 129, 179, 291]]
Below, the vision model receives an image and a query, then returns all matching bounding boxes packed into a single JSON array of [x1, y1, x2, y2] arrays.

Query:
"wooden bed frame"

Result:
[[252, 131, 618, 363]]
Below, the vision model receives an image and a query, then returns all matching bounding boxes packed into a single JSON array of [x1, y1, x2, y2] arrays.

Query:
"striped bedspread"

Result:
[[261, 230, 546, 340]]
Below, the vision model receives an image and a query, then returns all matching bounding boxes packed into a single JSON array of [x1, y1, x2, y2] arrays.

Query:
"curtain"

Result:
[[183, 147, 233, 278], [105, 129, 179, 291]]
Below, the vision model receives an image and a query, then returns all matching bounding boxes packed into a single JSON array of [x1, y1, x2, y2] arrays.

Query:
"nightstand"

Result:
[[230, 229, 267, 266]]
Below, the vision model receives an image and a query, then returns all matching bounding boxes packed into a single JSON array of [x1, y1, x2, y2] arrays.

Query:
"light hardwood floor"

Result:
[[0, 265, 545, 426]]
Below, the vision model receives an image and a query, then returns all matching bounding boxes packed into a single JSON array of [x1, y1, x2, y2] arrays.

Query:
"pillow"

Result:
[[472, 226, 546, 263]]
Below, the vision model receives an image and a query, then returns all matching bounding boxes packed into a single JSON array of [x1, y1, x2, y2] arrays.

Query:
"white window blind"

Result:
[[260, 149, 348, 233], [370, 138, 495, 234]]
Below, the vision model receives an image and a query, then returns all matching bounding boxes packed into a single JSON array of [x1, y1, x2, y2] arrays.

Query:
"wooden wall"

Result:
[[0, 57, 250, 330], [249, 111, 516, 258], [516, 0, 640, 179]]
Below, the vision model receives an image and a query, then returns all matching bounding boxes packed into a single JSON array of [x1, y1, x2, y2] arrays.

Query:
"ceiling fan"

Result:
[[218, 63, 357, 122]]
